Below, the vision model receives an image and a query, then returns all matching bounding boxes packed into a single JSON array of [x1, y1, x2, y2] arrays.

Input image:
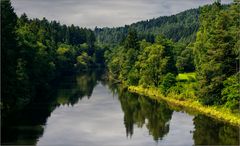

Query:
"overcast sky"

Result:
[[11, 0, 233, 28]]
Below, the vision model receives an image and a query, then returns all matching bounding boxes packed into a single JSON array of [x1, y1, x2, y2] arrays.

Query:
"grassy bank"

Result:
[[128, 85, 240, 126]]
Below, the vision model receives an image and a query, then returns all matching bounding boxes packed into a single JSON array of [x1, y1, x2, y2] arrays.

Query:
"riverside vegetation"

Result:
[[1, 0, 240, 126], [104, 1, 240, 125]]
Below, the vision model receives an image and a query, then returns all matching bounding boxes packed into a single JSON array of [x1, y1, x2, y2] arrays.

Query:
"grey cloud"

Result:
[[11, 0, 233, 28]]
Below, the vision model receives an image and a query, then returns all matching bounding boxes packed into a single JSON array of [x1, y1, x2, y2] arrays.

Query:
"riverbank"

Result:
[[128, 86, 240, 126]]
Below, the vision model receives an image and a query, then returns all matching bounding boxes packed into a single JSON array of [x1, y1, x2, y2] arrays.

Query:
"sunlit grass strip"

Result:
[[177, 72, 196, 81], [128, 86, 240, 126]]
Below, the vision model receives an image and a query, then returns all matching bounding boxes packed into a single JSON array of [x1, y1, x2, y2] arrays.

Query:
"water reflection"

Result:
[[193, 115, 239, 145], [118, 89, 173, 141], [2, 70, 104, 145], [2, 70, 239, 145], [56, 70, 104, 105]]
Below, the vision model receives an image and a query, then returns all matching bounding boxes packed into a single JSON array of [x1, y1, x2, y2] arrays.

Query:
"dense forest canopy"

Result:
[[94, 8, 200, 46], [1, 0, 239, 114]]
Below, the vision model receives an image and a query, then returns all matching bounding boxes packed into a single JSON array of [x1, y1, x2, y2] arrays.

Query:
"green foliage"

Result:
[[177, 72, 196, 82], [57, 47, 70, 55], [1, 0, 21, 110], [76, 52, 92, 70], [127, 69, 139, 85], [56, 44, 75, 74], [95, 8, 199, 46], [160, 73, 177, 95], [176, 45, 195, 73], [194, 2, 239, 106], [221, 73, 240, 110], [105, 30, 141, 81], [106, 33, 177, 88], [124, 29, 139, 49], [1, 2, 106, 112], [138, 43, 172, 86]]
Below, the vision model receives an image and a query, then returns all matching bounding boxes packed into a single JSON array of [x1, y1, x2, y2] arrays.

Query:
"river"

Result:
[[2, 70, 239, 146]]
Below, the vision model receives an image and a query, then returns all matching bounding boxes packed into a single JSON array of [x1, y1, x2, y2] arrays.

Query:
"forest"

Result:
[[105, 1, 239, 112], [1, 0, 239, 123], [95, 8, 200, 46], [1, 0, 105, 113]]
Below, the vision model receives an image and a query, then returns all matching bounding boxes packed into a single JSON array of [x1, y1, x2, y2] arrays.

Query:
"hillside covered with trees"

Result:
[[104, 1, 240, 112], [94, 8, 199, 46]]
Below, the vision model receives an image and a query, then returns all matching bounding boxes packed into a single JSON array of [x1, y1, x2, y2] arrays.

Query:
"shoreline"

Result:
[[128, 85, 240, 126]]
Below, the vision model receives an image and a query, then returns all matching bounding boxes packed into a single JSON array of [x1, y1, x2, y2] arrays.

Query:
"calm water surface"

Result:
[[2, 71, 239, 146]]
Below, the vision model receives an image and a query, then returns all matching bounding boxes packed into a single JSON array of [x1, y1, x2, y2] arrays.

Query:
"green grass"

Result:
[[177, 72, 196, 82], [168, 72, 198, 100], [128, 85, 240, 126], [123, 71, 240, 126]]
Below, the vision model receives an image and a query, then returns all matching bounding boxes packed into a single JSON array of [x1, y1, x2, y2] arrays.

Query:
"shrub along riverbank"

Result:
[[128, 86, 240, 126]]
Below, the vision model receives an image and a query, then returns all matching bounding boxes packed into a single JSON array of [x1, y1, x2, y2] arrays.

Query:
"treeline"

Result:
[[105, 1, 239, 110], [105, 30, 180, 92], [1, 0, 105, 112], [95, 8, 199, 46]]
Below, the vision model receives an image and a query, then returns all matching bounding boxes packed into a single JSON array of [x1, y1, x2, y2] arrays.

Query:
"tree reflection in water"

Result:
[[193, 115, 239, 145], [2, 70, 239, 145], [56, 70, 104, 105], [117, 88, 173, 141], [2, 69, 104, 145]]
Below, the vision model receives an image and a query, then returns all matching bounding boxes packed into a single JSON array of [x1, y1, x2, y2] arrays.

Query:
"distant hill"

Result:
[[94, 8, 200, 46]]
